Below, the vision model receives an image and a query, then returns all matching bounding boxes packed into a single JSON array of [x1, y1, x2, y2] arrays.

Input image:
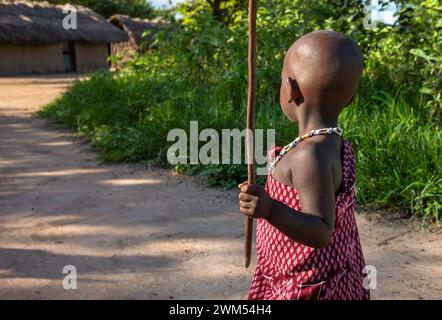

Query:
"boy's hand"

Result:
[[238, 182, 274, 219]]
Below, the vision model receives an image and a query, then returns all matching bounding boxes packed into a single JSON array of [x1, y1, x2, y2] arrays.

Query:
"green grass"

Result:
[[340, 92, 441, 224], [38, 71, 441, 223]]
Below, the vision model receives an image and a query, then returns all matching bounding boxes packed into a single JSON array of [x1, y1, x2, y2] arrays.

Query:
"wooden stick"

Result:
[[244, 0, 257, 268]]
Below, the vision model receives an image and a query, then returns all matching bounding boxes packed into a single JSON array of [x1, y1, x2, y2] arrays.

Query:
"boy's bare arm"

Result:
[[238, 145, 336, 248]]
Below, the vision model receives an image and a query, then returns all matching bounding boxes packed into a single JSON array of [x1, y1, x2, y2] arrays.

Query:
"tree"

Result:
[[206, 0, 247, 23], [177, 0, 247, 24]]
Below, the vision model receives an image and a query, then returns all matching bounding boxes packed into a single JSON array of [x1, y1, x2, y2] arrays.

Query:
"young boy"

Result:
[[238, 30, 370, 300]]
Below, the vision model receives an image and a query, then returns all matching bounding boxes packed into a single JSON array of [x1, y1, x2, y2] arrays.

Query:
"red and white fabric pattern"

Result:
[[248, 140, 370, 300]]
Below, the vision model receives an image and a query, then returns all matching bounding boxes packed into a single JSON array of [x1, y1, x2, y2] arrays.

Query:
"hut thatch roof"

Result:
[[108, 14, 163, 47], [0, 1, 128, 44]]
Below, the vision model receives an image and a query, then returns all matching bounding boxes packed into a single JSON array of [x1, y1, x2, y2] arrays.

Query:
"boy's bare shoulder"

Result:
[[288, 137, 338, 181], [289, 138, 332, 167], [287, 136, 342, 191]]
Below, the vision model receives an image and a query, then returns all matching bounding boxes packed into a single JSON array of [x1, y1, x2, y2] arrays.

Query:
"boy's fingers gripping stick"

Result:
[[237, 181, 248, 189], [242, 184, 259, 195], [244, 0, 257, 268]]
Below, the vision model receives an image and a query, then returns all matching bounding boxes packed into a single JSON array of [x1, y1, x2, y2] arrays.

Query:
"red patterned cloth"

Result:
[[248, 140, 370, 300]]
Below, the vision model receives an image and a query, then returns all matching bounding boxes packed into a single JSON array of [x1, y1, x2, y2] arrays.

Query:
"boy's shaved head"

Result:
[[282, 30, 363, 118]]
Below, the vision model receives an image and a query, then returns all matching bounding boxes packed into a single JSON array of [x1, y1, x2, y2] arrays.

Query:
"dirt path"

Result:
[[0, 76, 440, 300]]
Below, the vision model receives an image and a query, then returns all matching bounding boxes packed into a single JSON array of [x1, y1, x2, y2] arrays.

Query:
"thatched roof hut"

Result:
[[0, 1, 128, 75], [108, 14, 162, 49], [108, 14, 163, 69], [0, 0, 127, 44]]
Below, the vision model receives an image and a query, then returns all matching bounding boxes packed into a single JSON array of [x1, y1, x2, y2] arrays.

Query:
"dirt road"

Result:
[[0, 75, 440, 300]]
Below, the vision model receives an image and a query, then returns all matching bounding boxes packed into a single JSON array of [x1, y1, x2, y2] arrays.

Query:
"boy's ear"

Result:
[[288, 77, 303, 105]]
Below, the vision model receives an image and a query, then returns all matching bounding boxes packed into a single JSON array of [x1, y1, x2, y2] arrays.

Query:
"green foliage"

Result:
[[34, 0, 155, 18], [39, 0, 441, 222]]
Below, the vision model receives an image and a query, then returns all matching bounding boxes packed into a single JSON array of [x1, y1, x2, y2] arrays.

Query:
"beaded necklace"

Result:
[[268, 126, 343, 173]]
